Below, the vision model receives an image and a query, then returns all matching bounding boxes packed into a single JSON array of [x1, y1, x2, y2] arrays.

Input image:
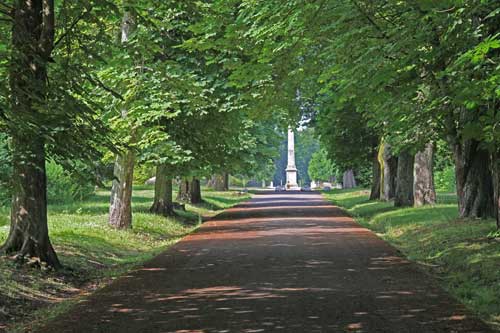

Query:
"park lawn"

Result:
[[323, 188, 500, 330], [0, 185, 251, 332]]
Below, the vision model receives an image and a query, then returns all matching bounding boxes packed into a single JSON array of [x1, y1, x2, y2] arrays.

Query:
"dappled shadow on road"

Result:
[[37, 192, 492, 333]]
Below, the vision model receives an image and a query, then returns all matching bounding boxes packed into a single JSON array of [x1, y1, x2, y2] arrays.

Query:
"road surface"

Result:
[[38, 191, 491, 332]]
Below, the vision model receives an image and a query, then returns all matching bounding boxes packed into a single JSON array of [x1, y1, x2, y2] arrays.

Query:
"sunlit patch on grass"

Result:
[[323, 188, 499, 330], [0, 186, 249, 332]]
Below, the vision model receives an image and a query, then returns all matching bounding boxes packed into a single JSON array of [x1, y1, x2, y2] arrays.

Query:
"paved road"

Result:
[[38, 192, 491, 332]]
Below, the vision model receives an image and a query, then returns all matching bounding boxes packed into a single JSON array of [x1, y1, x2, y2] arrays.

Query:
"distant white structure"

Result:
[[286, 128, 300, 190], [311, 180, 318, 189]]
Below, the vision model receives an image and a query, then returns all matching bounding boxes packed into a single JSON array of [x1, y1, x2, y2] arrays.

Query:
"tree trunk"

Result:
[[109, 151, 135, 229], [453, 139, 494, 218], [150, 164, 174, 216], [108, 6, 137, 229], [395, 151, 415, 207], [1, 0, 61, 268], [492, 151, 500, 229], [190, 177, 202, 204], [369, 150, 381, 200], [1, 139, 60, 268], [223, 172, 229, 190], [379, 143, 398, 201], [414, 143, 436, 207], [177, 179, 192, 202], [211, 173, 229, 191], [342, 170, 356, 189]]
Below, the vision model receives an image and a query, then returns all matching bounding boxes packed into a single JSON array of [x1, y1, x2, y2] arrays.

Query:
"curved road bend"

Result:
[[38, 191, 492, 332]]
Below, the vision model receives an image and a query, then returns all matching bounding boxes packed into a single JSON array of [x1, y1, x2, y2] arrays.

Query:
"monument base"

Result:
[[286, 167, 299, 190], [286, 186, 301, 191]]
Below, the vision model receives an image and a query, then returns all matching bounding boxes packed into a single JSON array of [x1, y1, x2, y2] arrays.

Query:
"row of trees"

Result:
[[0, 1, 285, 268], [310, 0, 500, 220], [191, 0, 499, 225], [1, 0, 498, 268]]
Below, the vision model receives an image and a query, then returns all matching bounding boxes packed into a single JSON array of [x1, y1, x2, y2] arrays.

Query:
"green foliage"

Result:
[[133, 164, 155, 185], [45, 162, 95, 204], [295, 128, 320, 185], [435, 166, 457, 193], [308, 149, 335, 182], [355, 164, 373, 188]]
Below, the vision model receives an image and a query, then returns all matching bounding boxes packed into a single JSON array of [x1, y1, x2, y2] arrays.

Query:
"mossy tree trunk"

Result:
[[150, 164, 174, 216], [395, 150, 415, 207], [379, 143, 398, 201], [414, 143, 436, 207], [1, 0, 61, 268]]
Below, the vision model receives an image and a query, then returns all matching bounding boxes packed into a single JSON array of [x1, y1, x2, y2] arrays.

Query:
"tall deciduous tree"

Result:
[[108, 3, 136, 229], [1, 0, 61, 266]]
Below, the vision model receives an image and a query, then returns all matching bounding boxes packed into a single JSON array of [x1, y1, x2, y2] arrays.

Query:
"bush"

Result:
[[46, 162, 95, 204], [229, 175, 245, 187], [435, 165, 456, 192], [355, 164, 372, 188], [134, 163, 155, 185]]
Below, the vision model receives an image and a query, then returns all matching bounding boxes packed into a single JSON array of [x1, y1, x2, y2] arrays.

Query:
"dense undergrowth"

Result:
[[323, 188, 500, 330], [0, 186, 250, 332]]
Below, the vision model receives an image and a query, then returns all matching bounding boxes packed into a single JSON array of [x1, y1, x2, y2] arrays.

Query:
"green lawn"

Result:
[[0, 185, 250, 332], [323, 188, 500, 330]]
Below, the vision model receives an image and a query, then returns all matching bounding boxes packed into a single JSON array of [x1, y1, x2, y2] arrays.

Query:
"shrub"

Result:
[[435, 165, 456, 192], [134, 163, 155, 185], [46, 162, 95, 204]]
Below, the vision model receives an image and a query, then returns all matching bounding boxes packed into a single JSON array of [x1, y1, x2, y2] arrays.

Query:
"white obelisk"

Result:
[[286, 128, 299, 189]]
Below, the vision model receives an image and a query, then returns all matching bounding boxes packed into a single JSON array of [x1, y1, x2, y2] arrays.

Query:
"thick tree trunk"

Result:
[[108, 6, 137, 229], [379, 143, 398, 201], [177, 179, 192, 202], [109, 151, 135, 228], [342, 170, 356, 189], [369, 153, 381, 200], [1, 139, 60, 268], [190, 177, 202, 204], [395, 151, 415, 207], [414, 143, 436, 207], [1, 0, 61, 268], [453, 139, 494, 218], [150, 164, 174, 216]]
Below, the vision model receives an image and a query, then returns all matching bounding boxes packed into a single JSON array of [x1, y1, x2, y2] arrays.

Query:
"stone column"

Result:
[[286, 128, 299, 189]]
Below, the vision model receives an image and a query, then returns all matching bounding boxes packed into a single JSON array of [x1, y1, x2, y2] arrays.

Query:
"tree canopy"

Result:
[[0, 0, 499, 269]]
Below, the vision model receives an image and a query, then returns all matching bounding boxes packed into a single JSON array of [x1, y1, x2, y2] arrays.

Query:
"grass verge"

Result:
[[323, 188, 500, 330], [0, 186, 250, 332]]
